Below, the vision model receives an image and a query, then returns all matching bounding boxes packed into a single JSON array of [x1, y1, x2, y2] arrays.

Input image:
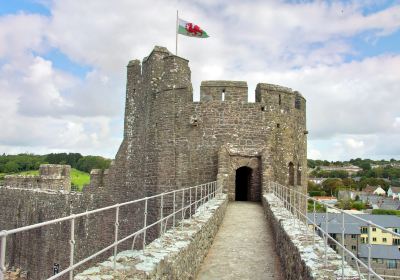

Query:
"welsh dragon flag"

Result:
[[178, 18, 209, 38]]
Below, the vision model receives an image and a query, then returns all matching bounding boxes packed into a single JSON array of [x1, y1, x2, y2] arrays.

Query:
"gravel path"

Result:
[[196, 202, 284, 280]]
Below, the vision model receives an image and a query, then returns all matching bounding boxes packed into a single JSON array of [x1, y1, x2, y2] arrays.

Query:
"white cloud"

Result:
[[0, 13, 48, 59], [0, 0, 400, 160], [308, 149, 322, 160], [345, 138, 364, 149]]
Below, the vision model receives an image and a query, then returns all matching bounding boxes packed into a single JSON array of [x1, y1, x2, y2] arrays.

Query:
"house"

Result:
[[308, 213, 400, 246], [319, 165, 362, 175], [363, 185, 377, 194], [374, 186, 387, 196], [359, 244, 400, 270], [313, 196, 337, 206], [309, 177, 326, 185], [388, 186, 400, 199], [363, 185, 386, 196], [338, 190, 357, 200], [307, 213, 400, 275]]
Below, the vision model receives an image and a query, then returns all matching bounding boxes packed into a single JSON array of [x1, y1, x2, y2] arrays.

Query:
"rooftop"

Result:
[[359, 244, 400, 260]]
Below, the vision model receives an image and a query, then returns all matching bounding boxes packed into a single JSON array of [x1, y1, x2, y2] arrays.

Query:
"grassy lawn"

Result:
[[70, 168, 90, 191], [19, 170, 39, 175], [0, 168, 90, 191]]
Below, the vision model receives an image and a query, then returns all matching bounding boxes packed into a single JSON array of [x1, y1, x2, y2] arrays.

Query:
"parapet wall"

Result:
[[263, 193, 362, 280], [74, 194, 228, 279], [200, 80, 248, 102], [4, 164, 71, 191]]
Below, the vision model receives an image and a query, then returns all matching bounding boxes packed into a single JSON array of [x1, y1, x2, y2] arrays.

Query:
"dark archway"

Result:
[[235, 166, 252, 201]]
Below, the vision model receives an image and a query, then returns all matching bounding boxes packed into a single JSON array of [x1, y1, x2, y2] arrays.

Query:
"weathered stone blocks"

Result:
[[74, 194, 228, 280], [4, 164, 71, 191]]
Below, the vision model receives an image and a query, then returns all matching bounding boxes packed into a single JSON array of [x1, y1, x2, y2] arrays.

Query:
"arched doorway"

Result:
[[235, 166, 252, 201]]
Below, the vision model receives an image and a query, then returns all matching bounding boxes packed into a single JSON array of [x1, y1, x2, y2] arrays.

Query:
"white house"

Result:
[[373, 186, 386, 196], [388, 186, 400, 199]]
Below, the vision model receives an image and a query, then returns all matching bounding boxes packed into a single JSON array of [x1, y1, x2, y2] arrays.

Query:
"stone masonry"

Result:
[[0, 46, 307, 279], [263, 193, 362, 279], [4, 164, 71, 191], [74, 194, 228, 279]]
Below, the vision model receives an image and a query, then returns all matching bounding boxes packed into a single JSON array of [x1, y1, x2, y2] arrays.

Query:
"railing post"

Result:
[[0, 231, 7, 278], [202, 185, 205, 214], [279, 183, 282, 201], [189, 187, 192, 221], [313, 200, 316, 246], [368, 222, 371, 280], [181, 188, 185, 231], [287, 186, 290, 211], [69, 216, 76, 280], [113, 205, 120, 270], [207, 183, 210, 201], [173, 191, 176, 228], [294, 189, 296, 216], [195, 185, 198, 211], [143, 199, 148, 250], [291, 189, 295, 227], [324, 206, 328, 267], [341, 211, 345, 279], [200, 185, 203, 214], [160, 194, 164, 234]]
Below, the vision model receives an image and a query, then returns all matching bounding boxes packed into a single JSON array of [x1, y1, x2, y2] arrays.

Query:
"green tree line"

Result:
[[0, 153, 111, 174]]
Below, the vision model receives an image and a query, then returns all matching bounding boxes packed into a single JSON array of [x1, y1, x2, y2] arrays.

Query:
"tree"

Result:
[[359, 162, 371, 171], [76, 156, 111, 173], [3, 161, 19, 173], [322, 178, 343, 196]]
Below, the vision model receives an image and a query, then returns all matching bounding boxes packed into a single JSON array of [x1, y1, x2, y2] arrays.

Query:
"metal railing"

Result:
[[269, 181, 400, 280], [0, 181, 221, 280]]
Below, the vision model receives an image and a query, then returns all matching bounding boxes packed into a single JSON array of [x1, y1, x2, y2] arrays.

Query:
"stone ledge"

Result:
[[263, 193, 363, 280], [0, 185, 77, 195], [75, 194, 228, 280]]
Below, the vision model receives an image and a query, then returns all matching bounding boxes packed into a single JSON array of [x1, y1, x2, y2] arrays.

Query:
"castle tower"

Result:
[[101, 45, 307, 240]]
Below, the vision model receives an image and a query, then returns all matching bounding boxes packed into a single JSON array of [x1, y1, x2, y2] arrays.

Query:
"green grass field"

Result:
[[0, 168, 90, 191], [70, 168, 90, 191], [19, 170, 39, 175]]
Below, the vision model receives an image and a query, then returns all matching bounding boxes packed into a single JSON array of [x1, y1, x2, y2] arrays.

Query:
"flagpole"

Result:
[[175, 10, 178, 55]]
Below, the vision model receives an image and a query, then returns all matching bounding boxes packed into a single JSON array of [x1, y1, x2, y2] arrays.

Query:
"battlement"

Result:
[[200, 80, 248, 102], [4, 164, 71, 191], [39, 164, 70, 177], [256, 83, 306, 110], [142, 46, 172, 63], [83, 168, 109, 193]]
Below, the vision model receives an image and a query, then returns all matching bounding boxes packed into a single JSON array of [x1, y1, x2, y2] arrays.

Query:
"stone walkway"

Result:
[[196, 202, 284, 280]]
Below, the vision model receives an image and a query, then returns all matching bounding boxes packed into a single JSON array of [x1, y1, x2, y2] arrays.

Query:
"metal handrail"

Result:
[[269, 181, 400, 280], [0, 181, 221, 280]]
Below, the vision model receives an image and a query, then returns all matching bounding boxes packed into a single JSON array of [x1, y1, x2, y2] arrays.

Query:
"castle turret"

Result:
[[124, 59, 141, 138]]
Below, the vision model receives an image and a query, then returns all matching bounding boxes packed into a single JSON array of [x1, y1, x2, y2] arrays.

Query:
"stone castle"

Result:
[[0, 46, 307, 279]]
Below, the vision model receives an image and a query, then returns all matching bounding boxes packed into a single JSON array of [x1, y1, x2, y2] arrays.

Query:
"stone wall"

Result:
[[263, 193, 362, 280], [4, 164, 71, 191], [0, 186, 120, 280], [74, 194, 228, 280]]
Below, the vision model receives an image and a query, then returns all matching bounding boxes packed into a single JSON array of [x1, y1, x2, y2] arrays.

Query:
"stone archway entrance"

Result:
[[217, 145, 267, 202], [235, 166, 252, 201]]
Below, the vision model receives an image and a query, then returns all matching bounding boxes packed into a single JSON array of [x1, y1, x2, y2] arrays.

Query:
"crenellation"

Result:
[[200, 80, 248, 102], [4, 164, 71, 191]]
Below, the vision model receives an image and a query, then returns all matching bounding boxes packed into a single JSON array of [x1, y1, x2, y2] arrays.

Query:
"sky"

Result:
[[0, 0, 399, 161]]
